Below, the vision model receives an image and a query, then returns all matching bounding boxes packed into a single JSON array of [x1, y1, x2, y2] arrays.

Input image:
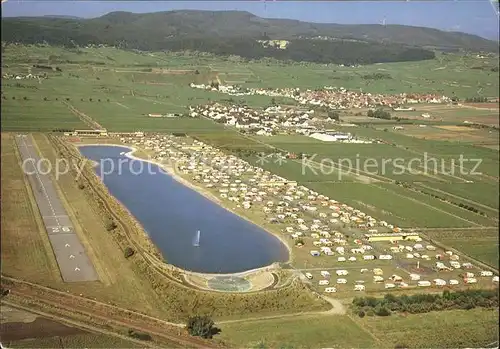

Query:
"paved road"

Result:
[[16, 135, 98, 283]]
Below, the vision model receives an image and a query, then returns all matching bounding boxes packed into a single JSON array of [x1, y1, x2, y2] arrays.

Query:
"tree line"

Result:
[[352, 289, 498, 318], [2, 22, 436, 65], [464, 96, 490, 103], [367, 108, 392, 120]]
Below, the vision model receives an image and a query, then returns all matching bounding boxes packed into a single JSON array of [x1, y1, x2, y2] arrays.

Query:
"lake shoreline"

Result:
[[76, 143, 293, 275]]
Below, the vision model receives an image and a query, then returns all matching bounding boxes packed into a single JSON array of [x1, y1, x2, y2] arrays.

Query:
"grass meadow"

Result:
[[219, 308, 499, 349], [219, 315, 378, 348], [356, 308, 499, 349], [425, 229, 499, 268]]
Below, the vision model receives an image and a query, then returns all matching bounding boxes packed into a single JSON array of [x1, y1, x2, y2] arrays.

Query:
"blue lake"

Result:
[[79, 145, 289, 273]]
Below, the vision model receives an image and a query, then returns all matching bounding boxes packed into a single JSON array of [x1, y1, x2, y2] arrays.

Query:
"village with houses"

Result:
[[190, 83, 452, 109]]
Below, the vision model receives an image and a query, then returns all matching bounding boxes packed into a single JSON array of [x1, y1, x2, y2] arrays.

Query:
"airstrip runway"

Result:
[[16, 134, 98, 283]]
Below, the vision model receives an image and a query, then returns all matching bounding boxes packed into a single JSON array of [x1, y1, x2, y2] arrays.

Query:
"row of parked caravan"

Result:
[[307, 270, 367, 293], [310, 268, 500, 293]]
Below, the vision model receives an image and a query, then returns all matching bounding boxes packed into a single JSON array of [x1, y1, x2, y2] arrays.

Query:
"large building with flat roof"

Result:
[[364, 232, 421, 242], [73, 129, 108, 136]]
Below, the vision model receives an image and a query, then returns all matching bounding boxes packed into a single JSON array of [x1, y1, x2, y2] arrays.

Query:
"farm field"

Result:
[[356, 308, 499, 349], [390, 103, 499, 127], [220, 308, 499, 349], [385, 124, 499, 146], [67, 99, 226, 132], [422, 182, 499, 210], [258, 133, 499, 182], [424, 229, 499, 268], [307, 183, 486, 228], [0, 99, 86, 131], [0, 306, 142, 349], [219, 315, 378, 349], [5, 333, 143, 349]]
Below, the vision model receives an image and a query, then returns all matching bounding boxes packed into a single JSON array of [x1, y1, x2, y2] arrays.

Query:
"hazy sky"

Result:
[[2, 1, 499, 40]]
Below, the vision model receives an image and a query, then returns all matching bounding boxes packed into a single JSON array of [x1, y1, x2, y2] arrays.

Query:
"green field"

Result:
[[357, 308, 499, 349], [219, 315, 378, 348], [219, 309, 499, 348], [425, 229, 499, 268], [2, 44, 499, 132], [240, 131, 499, 229], [1, 99, 86, 131], [424, 182, 499, 210]]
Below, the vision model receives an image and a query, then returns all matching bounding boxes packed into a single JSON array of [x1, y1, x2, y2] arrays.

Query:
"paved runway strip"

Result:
[[16, 134, 99, 282]]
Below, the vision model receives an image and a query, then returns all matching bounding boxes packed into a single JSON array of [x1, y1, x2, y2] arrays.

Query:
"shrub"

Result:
[[358, 310, 365, 318], [124, 247, 135, 258], [186, 315, 221, 339], [104, 217, 117, 231], [375, 306, 391, 316], [127, 329, 152, 341]]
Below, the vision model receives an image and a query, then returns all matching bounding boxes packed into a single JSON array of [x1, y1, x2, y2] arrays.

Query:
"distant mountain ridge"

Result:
[[1, 10, 498, 63], [42, 15, 82, 19]]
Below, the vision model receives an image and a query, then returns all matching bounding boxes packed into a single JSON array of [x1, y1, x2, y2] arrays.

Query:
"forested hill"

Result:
[[2, 10, 497, 64]]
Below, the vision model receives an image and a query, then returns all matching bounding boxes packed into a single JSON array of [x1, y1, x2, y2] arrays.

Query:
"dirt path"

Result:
[[114, 101, 130, 109], [417, 227, 498, 231], [63, 102, 103, 129]]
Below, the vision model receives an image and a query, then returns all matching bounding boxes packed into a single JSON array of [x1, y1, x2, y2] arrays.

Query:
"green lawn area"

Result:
[[219, 315, 378, 349]]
